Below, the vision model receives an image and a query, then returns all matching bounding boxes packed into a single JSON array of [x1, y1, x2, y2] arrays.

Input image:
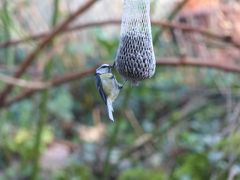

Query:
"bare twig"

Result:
[[4, 67, 96, 107], [2, 57, 240, 108], [125, 110, 156, 157], [157, 57, 240, 73], [222, 102, 240, 136], [153, 0, 190, 43], [0, 0, 98, 106], [125, 110, 145, 136], [1, 20, 239, 49], [166, 0, 190, 21], [120, 97, 208, 161], [0, 73, 50, 89]]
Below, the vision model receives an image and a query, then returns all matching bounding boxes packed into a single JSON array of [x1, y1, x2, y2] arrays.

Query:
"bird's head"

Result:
[[96, 64, 112, 74]]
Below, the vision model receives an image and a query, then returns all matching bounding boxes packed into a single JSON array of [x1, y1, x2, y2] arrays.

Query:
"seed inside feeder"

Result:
[[115, 32, 155, 83]]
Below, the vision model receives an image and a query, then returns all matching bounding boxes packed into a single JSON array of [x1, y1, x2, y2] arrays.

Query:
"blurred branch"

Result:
[[0, 73, 50, 89], [3, 67, 96, 107], [222, 102, 240, 136], [102, 85, 133, 179], [31, 1, 61, 178], [156, 57, 240, 73], [0, 0, 98, 107], [2, 56, 240, 107], [125, 110, 156, 157], [102, 120, 120, 180], [125, 110, 145, 136], [153, 0, 190, 43], [120, 96, 208, 160], [1, 20, 239, 49], [1, 0, 14, 65]]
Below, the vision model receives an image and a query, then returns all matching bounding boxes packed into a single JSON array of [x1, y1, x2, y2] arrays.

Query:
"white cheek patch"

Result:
[[96, 68, 108, 74]]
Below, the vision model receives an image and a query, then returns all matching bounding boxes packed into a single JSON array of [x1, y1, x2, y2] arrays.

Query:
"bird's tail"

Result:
[[107, 98, 114, 121]]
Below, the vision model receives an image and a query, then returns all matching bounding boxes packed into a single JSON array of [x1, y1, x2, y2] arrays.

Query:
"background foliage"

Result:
[[0, 0, 240, 179]]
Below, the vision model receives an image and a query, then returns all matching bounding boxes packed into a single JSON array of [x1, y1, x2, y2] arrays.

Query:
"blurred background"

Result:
[[0, 0, 240, 179]]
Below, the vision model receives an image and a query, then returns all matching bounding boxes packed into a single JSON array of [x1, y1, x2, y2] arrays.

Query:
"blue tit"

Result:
[[95, 64, 123, 121]]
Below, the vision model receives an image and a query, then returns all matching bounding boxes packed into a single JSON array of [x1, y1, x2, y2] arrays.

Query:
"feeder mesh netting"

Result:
[[115, 0, 156, 83]]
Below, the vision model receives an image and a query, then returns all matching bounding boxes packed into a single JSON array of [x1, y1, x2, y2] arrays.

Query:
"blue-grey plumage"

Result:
[[95, 64, 123, 121]]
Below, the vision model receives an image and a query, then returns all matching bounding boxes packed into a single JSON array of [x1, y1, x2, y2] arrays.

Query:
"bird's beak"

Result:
[[108, 65, 113, 73]]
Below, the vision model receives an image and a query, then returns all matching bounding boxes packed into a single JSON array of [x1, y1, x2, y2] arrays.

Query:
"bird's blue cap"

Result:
[[96, 64, 112, 74]]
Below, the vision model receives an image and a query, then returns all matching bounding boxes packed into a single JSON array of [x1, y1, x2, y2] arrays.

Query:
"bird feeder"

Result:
[[115, 0, 156, 84]]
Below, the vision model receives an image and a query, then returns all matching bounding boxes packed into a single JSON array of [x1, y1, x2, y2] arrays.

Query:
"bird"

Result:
[[95, 64, 124, 121]]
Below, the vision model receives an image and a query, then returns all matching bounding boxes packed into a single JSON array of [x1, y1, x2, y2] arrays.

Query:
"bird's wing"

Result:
[[95, 74, 107, 105]]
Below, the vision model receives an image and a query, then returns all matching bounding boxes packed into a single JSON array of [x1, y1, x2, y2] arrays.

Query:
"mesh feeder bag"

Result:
[[115, 0, 156, 83]]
